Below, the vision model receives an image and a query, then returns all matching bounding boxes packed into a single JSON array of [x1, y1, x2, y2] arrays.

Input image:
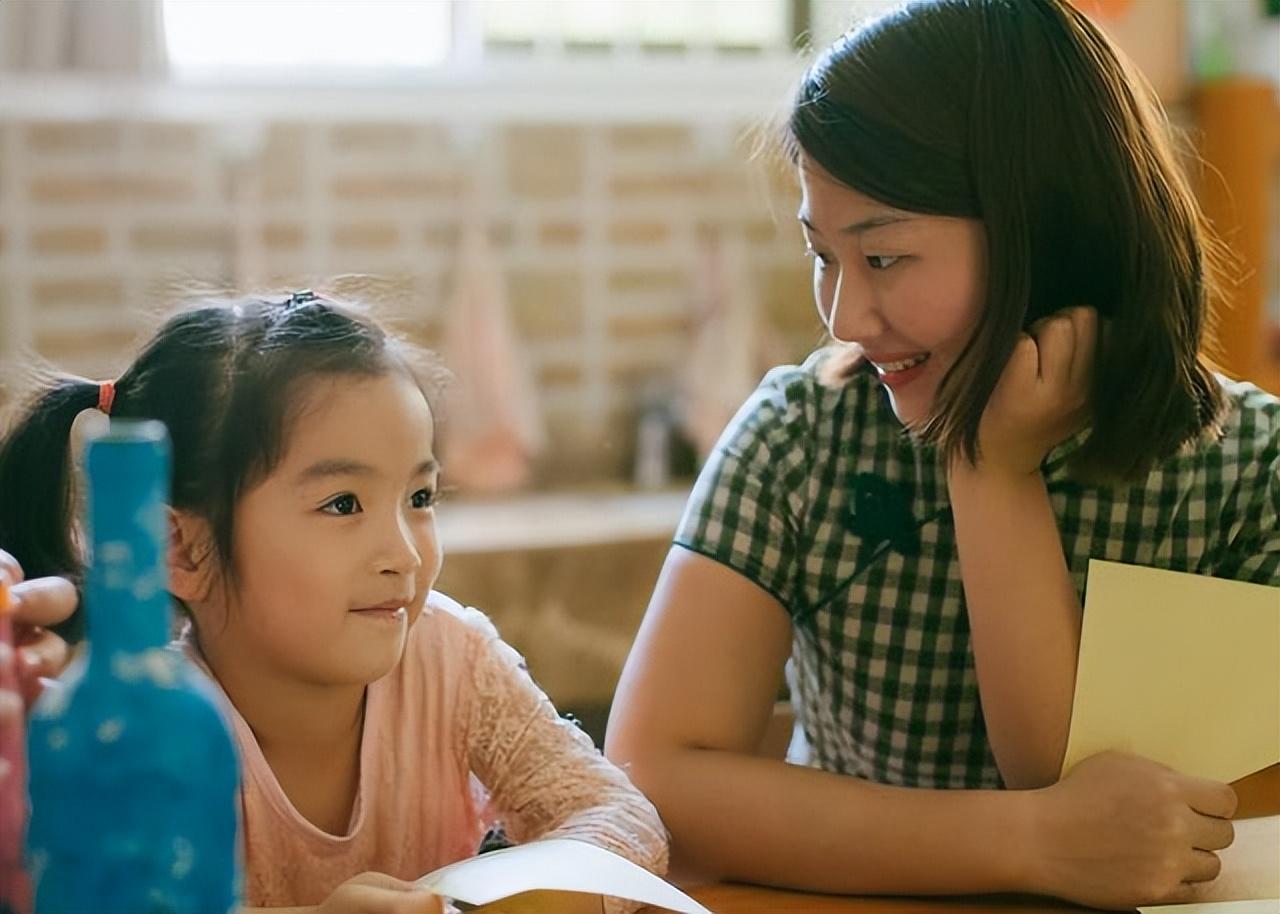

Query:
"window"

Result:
[[162, 1, 452, 74], [478, 0, 790, 53], [162, 0, 799, 75]]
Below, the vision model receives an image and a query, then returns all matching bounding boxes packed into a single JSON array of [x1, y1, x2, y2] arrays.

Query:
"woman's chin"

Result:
[[886, 392, 930, 431]]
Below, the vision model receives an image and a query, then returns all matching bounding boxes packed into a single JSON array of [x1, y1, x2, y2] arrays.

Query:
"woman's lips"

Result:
[[865, 352, 932, 388]]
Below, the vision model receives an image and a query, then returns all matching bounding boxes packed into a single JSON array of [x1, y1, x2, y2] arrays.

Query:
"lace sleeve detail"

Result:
[[459, 610, 669, 914]]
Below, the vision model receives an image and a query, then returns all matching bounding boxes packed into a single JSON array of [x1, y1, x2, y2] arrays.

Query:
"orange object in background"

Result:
[[1070, 0, 1136, 20], [1195, 78, 1280, 396], [1068, 0, 1188, 106]]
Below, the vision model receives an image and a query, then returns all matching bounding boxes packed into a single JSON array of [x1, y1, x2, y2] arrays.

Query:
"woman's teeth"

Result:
[[875, 353, 929, 374]]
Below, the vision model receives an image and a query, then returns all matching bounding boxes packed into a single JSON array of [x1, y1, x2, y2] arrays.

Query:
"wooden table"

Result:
[[641, 765, 1280, 914], [673, 885, 1086, 914]]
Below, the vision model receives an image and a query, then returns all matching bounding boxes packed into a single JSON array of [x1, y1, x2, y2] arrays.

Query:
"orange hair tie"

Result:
[[97, 380, 116, 416]]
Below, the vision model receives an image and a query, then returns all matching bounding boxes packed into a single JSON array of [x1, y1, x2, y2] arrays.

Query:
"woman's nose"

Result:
[[827, 268, 886, 343]]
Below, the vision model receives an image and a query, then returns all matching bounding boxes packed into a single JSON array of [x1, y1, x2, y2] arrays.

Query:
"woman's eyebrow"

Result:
[[798, 212, 916, 235]]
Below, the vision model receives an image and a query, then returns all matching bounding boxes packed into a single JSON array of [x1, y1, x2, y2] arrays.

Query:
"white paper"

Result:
[[415, 838, 712, 913], [1138, 900, 1280, 914]]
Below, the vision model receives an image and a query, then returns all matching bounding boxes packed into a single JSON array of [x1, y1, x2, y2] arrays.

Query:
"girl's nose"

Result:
[[377, 512, 422, 577]]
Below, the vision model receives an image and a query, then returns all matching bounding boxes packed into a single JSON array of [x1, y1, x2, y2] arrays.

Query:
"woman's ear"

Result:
[[168, 508, 216, 604]]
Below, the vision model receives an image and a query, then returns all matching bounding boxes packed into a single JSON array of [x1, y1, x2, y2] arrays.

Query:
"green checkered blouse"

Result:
[[674, 351, 1280, 789]]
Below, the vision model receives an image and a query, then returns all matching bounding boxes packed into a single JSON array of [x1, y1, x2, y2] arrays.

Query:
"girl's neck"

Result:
[[193, 631, 366, 756], [190, 626, 367, 835]]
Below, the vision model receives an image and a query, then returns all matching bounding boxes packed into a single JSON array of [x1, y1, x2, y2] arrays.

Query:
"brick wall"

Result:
[[0, 117, 822, 485]]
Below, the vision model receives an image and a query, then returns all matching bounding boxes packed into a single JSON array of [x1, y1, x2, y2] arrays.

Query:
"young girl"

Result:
[[0, 293, 668, 914], [607, 0, 1278, 908]]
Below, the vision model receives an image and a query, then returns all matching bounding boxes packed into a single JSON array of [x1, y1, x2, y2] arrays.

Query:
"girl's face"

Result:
[[798, 153, 989, 428], [216, 371, 442, 687]]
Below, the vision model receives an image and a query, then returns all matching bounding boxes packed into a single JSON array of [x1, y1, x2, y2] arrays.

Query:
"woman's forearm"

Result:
[[628, 746, 1037, 895], [948, 465, 1081, 788]]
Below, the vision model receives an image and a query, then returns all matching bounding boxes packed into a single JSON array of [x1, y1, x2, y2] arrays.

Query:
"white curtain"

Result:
[[0, 0, 166, 73]]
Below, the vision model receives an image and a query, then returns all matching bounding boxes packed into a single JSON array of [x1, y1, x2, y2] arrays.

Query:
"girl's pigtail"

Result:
[[0, 379, 103, 641]]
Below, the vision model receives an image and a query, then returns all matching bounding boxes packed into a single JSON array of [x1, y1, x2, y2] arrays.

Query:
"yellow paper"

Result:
[[1062, 560, 1280, 783]]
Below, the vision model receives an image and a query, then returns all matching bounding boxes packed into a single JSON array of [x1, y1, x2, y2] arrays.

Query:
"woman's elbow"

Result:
[[605, 729, 679, 802]]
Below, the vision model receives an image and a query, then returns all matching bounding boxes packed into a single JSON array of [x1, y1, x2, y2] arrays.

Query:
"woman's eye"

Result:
[[866, 254, 902, 270], [410, 488, 438, 510], [321, 493, 362, 516], [805, 248, 834, 269]]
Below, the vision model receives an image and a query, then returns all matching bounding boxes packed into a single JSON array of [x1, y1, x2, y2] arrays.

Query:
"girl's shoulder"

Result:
[[393, 593, 522, 713], [414, 591, 531, 675], [414, 591, 504, 655]]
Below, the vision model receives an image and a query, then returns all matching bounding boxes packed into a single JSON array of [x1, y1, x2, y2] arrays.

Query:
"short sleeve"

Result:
[[1214, 384, 1280, 586], [673, 361, 820, 614]]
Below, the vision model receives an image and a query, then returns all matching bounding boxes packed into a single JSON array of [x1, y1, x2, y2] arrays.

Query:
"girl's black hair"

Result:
[[0, 293, 442, 640]]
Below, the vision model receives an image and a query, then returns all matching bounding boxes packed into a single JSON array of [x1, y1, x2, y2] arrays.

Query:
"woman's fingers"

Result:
[[1185, 848, 1224, 884], [1182, 775, 1239, 820], [1067, 306, 1098, 386], [1191, 814, 1236, 853], [1028, 310, 1077, 385]]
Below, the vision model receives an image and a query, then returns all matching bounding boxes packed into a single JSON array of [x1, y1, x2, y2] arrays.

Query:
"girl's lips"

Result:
[[352, 597, 411, 613], [350, 606, 408, 622]]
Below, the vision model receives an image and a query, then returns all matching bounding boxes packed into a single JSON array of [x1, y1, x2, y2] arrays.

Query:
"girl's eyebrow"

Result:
[[798, 212, 916, 236], [294, 457, 439, 485]]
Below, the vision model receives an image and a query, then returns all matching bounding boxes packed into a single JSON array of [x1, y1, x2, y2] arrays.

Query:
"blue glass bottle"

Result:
[[25, 420, 241, 914]]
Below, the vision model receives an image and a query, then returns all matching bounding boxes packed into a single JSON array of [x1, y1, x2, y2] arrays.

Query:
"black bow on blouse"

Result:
[[845, 472, 921, 563]]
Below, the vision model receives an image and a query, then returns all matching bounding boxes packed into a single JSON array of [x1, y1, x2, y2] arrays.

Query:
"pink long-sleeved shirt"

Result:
[[185, 592, 668, 911]]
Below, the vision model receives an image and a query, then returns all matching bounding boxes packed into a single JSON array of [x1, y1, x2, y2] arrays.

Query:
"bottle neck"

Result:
[[83, 424, 173, 658]]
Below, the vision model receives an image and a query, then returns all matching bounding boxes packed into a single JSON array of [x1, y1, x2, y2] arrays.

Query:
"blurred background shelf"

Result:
[[434, 489, 689, 744], [436, 487, 689, 555]]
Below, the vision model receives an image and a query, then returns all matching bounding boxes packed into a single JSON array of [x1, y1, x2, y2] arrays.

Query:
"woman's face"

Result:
[[798, 153, 989, 428]]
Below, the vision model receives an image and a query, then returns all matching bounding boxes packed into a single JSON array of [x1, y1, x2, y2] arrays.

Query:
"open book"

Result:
[[415, 839, 712, 913]]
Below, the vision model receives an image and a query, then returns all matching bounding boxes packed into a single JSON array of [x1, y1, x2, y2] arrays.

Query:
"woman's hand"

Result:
[[970, 306, 1097, 477], [1028, 751, 1237, 909], [312, 873, 443, 914], [0, 549, 76, 717]]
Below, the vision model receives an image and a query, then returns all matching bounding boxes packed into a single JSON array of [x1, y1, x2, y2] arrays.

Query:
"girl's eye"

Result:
[[321, 493, 362, 516], [410, 488, 438, 510], [866, 254, 902, 270]]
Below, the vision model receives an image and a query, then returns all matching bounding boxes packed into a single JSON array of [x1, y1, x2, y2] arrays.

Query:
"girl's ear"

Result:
[[168, 508, 216, 604]]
